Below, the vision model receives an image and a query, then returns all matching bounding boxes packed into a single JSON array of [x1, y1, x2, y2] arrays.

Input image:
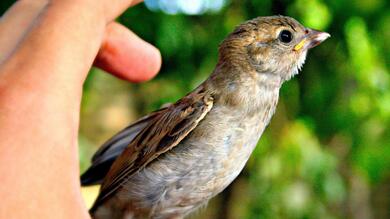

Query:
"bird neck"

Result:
[[205, 61, 281, 117]]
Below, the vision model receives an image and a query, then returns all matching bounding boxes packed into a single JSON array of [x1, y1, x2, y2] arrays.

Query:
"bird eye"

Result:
[[278, 30, 293, 43]]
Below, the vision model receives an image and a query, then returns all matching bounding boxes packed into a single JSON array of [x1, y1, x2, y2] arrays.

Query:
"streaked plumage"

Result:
[[81, 15, 330, 219]]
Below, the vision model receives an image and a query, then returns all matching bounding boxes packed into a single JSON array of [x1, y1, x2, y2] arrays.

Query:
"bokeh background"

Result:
[[1, 0, 389, 218]]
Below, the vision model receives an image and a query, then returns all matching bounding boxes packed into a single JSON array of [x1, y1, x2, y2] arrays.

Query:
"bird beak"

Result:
[[293, 29, 330, 51]]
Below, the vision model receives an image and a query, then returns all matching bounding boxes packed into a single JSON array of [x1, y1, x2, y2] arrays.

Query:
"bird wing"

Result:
[[91, 87, 214, 208], [80, 112, 161, 185]]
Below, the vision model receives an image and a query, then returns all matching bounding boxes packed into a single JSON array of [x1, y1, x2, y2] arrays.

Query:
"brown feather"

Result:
[[90, 86, 214, 210]]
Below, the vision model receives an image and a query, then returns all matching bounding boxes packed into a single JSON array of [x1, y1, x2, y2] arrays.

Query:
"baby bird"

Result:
[[81, 15, 330, 219]]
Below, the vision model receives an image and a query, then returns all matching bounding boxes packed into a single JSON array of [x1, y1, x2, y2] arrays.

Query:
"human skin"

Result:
[[0, 0, 161, 218]]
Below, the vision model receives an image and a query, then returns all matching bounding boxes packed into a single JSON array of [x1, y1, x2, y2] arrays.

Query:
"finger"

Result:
[[94, 22, 161, 83], [130, 0, 144, 6], [0, 0, 49, 64], [104, 0, 144, 22]]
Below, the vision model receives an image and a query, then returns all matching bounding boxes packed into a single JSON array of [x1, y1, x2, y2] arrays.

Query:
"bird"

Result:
[[81, 15, 330, 219]]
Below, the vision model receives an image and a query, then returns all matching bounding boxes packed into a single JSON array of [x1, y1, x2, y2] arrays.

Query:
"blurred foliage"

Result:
[[2, 0, 389, 218]]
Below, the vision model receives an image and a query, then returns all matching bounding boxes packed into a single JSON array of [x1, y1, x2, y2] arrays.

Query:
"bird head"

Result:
[[218, 15, 330, 82]]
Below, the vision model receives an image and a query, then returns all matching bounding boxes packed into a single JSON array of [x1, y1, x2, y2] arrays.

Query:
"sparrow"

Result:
[[81, 15, 330, 219]]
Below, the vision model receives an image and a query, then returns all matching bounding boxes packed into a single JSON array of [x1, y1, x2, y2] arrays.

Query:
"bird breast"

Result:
[[181, 102, 275, 195], [116, 88, 279, 217]]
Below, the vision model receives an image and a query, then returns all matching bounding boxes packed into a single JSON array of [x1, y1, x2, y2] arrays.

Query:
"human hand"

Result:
[[0, 0, 161, 218]]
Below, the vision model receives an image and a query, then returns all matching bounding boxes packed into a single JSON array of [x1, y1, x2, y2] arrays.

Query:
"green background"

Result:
[[1, 0, 389, 218]]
